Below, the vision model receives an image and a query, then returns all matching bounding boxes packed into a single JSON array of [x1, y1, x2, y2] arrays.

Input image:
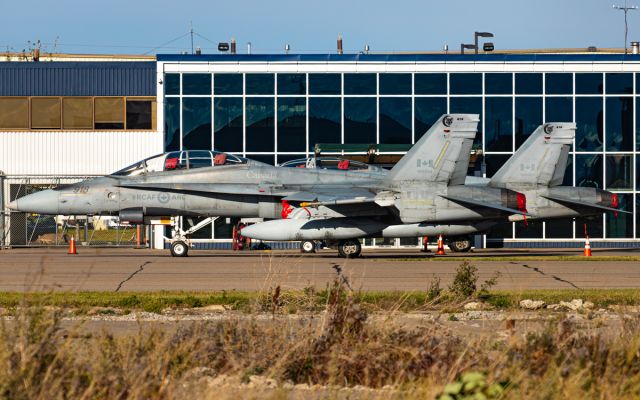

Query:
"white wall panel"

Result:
[[0, 131, 163, 176]]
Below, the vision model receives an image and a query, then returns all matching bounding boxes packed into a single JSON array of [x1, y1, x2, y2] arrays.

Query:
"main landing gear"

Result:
[[337, 239, 362, 258], [447, 236, 472, 253]]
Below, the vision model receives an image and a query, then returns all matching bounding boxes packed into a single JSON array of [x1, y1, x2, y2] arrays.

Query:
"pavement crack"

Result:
[[514, 262, 581, 290], [115, 261, 151, 292]]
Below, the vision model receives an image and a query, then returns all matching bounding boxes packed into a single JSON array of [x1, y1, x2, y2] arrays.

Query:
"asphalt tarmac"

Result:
[[0, 247, 639, 292]]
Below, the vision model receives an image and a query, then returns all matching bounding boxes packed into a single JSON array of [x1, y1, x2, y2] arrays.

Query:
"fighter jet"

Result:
[[241, 122, 625, 257], [9, 114, 530, 257]]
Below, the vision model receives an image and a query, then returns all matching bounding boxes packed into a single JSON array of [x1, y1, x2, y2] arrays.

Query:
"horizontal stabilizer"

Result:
[[441, 195, 530, 216], [542, 195, 631, 214]]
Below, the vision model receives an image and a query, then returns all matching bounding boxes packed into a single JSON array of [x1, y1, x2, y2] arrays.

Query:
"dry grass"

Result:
[[1, 276, 640, 399]]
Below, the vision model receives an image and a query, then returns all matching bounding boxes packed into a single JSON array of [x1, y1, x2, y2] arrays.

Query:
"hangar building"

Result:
[[1, 51, 639, 249]]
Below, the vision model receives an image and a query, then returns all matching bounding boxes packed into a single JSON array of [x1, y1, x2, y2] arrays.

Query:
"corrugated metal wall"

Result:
[[0, 62, 156, 96], [0, 131, 163, 175]]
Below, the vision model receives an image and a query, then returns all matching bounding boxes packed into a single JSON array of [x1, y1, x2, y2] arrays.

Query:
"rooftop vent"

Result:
[[632, 41, 639, 54]]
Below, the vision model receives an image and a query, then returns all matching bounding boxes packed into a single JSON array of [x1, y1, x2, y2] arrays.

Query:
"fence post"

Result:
[[0, 171, 4, 248]]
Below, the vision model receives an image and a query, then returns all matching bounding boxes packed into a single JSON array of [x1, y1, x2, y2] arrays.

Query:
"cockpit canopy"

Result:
[[280, 157, 387, 173], [111, 150, 247, 176]]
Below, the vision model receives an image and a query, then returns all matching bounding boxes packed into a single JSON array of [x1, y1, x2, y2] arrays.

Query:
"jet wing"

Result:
[[541, 195, 631, 214], [283, 188, 396, 207], [117, 182, 283, 196], [441, 195, 530, 216]]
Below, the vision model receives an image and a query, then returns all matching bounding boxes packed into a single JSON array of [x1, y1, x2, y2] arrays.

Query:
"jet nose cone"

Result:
[[10, 190, 59, 214]]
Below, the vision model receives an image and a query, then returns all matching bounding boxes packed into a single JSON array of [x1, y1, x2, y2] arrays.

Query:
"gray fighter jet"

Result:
[[9, 114, 530, 257], [241, 122, 625, 256]]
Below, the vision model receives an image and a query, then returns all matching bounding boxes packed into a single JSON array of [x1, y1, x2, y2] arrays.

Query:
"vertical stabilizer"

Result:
[[385, 114, 479, 185], [489, 122, 575, 189]]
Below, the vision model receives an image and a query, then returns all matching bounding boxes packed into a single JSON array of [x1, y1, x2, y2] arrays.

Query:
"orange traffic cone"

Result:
[[436, 234, 446, 255], [68, 236, 77, 255], [583, 235, 592, 257]]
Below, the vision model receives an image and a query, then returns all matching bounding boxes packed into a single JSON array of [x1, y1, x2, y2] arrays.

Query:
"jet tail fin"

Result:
[[385, 114, 479, 185], [490, 122, 575, 189]]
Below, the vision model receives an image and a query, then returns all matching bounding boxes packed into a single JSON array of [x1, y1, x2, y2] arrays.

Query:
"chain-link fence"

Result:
[[1, 175, 146, 248]]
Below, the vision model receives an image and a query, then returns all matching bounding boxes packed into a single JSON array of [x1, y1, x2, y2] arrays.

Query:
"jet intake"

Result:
[[119, 208, 144, 223]]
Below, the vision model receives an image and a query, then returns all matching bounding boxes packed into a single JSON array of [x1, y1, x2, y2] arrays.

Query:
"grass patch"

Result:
[[1, 288, 640, 313]]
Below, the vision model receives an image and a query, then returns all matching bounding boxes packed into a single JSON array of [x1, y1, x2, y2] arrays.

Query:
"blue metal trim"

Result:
[[157, 53, 640, 63], [0, 62, 156, 96]]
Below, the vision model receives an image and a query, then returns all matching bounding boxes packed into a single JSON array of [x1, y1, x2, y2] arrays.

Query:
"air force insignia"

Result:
[[442, 115, 453, 127]]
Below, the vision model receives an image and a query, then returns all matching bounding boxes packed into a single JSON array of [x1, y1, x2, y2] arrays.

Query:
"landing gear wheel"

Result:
[[338, 239, 362, 258], [448, 237, 472, 253], [300, 240, 316, 253], [170, 241, 189, 257]]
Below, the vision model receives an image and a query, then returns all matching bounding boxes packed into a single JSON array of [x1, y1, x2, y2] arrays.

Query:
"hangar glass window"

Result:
[[277, 73, 306, 95], [379, 74, 411, 95], [214, 74, 243, 95], [606, 154, 633, 190], [126, 99, 154, 130], [485, 97, 513, 152], [545, 97, 573, 123], [414, 97, 447, 141], [249, 154, 275, 165], [63, 97, 93, 130], [94, 97, 124, 130], [344, 73, 376, 95], [164, 73, 180, 95], [485, 73, 512, 95], [0, 97, 28, 129], [638, 156, 640, 190], [245, 97, 274, 151], [31, 97, 61, 129], [309, 74, 341, 95], [545, 73, 573, 95], [450, 97, 482, 149], [182, 74, 211, 95], [414, 73, 447, 95], [214, 97, 243, 153], [575, 73, 603, 94], [487, 221, 513, 240], [575, 97, 603, 151], [637, 104, 640, 151], [182, 97, 212, 150], [484, 154, 511, 178], [606, 97, 633, 151], [515, 220, 543, 239], [309, 97, 341, 150], [606, 73, 633, 94], [344, 97, 376, 143], [575, 154, 603, 188], [638, 194, 640, 238], [245, 74, 274, 95], [450, 73, 481, 95], [546, 218, 574, 239], [606, 193, 634, 238], [515, 97, 542, 149], [515, 73, 542, 95], [379, 97, 411, 144], [164, 97, 180, 151], [577, 216, 603, 238], [277, 97, 306, 152]]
